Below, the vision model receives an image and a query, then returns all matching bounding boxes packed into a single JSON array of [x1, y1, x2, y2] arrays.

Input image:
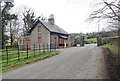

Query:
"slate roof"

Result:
[[28, 20, 68, 35]]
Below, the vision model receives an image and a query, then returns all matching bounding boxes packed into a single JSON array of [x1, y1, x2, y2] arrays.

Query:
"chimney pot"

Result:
[[48, 14, 54, 25]]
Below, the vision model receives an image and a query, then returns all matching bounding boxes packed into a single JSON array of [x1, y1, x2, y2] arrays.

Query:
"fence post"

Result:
[[34, 44, 35, 57], [43, 43, 45, 54], [50, 43, 51, 51], [55, 43, 56, 51], [6, 46, 8, 64], [39, 44, 40, 55], [47, 43, 49, 52], [17, 44, 20, 61], [26, 44, 28, 59]]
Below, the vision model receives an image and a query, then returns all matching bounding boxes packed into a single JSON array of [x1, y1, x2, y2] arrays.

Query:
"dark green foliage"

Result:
[[22, 8, 46, 36], [22, 8, 37, 35]]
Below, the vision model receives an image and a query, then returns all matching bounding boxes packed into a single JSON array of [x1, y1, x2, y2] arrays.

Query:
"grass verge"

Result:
[[101, 44, 120, 79], [101, 44, 119, 54]]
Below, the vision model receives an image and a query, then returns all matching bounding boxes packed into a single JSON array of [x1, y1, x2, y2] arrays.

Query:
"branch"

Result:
[[103, 0, 118, 17], [110, 4, 120, 10]]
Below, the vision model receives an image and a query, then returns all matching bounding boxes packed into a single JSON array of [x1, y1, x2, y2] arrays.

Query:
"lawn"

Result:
[[1, 48, 59, 72]]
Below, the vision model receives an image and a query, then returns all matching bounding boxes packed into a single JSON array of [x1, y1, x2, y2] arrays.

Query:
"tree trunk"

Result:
[[10, 22, 13, 46]]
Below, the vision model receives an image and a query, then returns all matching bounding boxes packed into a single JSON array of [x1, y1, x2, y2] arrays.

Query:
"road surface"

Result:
[[3, 44, 109, 79]]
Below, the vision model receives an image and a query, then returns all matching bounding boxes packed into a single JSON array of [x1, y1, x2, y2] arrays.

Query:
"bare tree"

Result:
[[8, 19, 23, 45], [5, 8, 23, 46], [89, 0, 120, 31]]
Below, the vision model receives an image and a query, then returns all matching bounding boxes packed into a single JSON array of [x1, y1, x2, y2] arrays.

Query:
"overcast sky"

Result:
[[13, 0, 107, 33]]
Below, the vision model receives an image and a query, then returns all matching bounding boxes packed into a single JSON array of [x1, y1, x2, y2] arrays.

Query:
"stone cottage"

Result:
[[18, 14, 69, 49]]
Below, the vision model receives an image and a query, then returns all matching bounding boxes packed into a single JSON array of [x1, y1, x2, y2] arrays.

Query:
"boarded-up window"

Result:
[[20, 40, 22, 45], [59, 38, 64, 44], [23, 40, 25, 45], [54, 37, 58, 44], [25, 38, 31, 49], [26, 39, 31, 45], [38, 26, 41, 32], [38, 37, 42, 44]]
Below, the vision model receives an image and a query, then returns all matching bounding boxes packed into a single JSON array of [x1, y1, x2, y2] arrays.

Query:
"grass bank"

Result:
[[101, 44, 120, 79], [101, 44, 119, 54]]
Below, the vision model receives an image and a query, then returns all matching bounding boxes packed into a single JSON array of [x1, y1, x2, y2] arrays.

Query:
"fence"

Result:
[[1, 43, 57, 67]]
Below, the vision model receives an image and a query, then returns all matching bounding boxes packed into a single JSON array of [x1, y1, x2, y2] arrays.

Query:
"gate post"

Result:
[[80, 36, 84, 46], [97, 36, 102, 46]]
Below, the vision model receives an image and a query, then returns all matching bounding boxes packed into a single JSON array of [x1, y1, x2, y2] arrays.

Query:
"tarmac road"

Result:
[[3, 44, 109, 79]]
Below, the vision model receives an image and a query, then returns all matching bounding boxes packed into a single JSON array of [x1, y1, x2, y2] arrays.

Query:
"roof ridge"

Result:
[[29, 19, 68, 35]]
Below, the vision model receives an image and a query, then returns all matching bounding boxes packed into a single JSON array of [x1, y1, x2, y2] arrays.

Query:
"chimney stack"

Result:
[[48, 14, 54, 25]]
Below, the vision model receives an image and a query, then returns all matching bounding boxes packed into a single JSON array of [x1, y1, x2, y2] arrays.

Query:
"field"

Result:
[[85, 38, 97, 44]]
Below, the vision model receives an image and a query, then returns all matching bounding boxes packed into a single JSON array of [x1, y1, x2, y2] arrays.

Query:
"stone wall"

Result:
[[109, 37, 120, 46], [101, 36, 120, 46]]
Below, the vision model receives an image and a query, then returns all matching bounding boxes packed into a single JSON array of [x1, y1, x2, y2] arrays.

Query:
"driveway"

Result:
[[3, 44, 109, 79]]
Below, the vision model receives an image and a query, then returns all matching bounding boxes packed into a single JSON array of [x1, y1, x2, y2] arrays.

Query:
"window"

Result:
[[38, 37, 42, 44], [54, 37, 57, 44], [38, 26, 41, 32], [23, 40, 25, 45]]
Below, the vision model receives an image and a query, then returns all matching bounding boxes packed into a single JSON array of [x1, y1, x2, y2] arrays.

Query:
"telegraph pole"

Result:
[[97, 20, 101, 46]]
